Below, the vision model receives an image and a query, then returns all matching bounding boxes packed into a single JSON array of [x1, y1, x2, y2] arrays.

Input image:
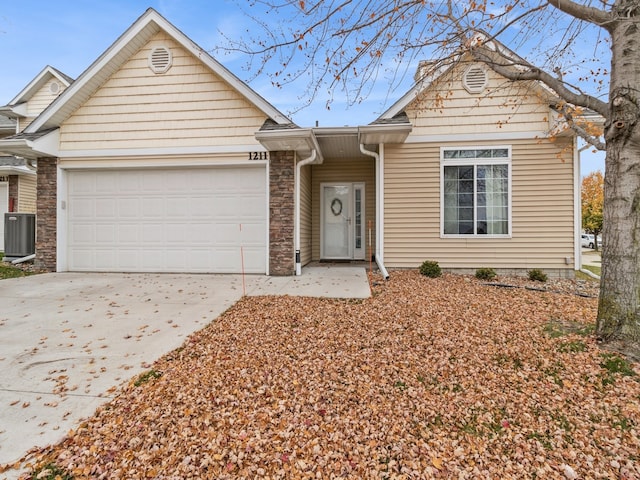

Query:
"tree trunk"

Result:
[[596, 3, 640, 343]]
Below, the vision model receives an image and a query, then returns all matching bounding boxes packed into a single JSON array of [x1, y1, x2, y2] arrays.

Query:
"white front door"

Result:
[[0, 183, 8, 252], [321, 183, 365, 260]]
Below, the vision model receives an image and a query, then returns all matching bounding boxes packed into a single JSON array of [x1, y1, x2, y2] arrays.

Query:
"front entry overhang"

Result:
[[255, 119, 412, 276]]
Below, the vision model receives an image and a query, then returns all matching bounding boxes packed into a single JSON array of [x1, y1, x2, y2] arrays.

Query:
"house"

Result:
[[1, 113, 35, 253], [0, 66, 72, 252], [0, 8, 580, 277]]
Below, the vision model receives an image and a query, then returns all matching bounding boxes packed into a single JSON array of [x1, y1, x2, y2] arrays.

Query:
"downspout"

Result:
[[359, 143, 390, 280], [295, 149, 317, 275], [575, 138, 582, 274]]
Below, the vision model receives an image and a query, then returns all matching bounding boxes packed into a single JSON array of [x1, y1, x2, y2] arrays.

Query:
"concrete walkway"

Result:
[[0, 267, 370, 478], [581, 248, 602, 268]]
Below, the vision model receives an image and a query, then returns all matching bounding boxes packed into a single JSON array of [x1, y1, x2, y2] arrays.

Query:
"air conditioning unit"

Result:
[[4, 213, 36, 257]]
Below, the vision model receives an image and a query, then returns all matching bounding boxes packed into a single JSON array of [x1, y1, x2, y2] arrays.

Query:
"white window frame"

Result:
[[440, 146, 512, 238]]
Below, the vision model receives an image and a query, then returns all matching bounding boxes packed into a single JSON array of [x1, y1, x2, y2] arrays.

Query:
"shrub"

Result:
[[528, 268, 548, 282], [419, 260, 442, 278], [30, 463, 73, 480], [134, 369, 162, 387], [475, 267, 497, 280]]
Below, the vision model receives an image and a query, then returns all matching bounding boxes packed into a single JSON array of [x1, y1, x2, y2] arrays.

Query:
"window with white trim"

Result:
[[441, 147, 511, 236]]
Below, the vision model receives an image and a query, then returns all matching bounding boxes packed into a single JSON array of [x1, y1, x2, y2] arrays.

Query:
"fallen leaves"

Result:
[[11, 272, 640, 479]]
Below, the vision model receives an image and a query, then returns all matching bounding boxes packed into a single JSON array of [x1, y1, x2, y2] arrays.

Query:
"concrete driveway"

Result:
[[0, 268, 370, 476]]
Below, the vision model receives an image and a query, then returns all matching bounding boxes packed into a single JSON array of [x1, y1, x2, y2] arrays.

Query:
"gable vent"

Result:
[[49, 81, 60, 95], [148, 46, 172, 74], [462, 65, 488, 94]]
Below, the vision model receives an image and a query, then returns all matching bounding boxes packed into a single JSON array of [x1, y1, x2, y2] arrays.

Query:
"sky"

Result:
[[0, 0, 605, 175]]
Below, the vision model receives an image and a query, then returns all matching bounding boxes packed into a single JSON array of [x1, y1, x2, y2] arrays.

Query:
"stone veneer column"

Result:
[[35, 157, 57, 271], [269, 150, 295, 276]]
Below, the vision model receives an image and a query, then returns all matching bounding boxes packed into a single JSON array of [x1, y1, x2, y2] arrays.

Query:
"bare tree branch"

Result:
[[546, 0, 615, 29], [469, 43, 609, 118]]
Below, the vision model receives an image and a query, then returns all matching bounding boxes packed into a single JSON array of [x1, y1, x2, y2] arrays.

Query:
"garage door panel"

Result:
[[165, 198, 190, 217], [141, 224, 163, 242], [117, 224, 139, 243], [239, 247, 268, 273], [68, 167, 267, 273], [118, 198, 140, 217], [95, 173, 117, 193], [95, 199, 117, 217], [140, 198, 162, 217], [71, 224, 95, 243], [95, 249, 118, 268], [236, 223, 266, 245], [119, 175, 141, 193], [72, 198, 96, 218]]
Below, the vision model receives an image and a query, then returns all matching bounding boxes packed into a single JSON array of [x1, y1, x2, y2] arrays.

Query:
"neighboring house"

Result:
[[0, 67, 72, 252], [0, 8, 581, 277], [0, 115, 36, 252]]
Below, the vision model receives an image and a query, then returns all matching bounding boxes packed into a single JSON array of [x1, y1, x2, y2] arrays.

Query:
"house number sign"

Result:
[[248, 152, 269, 161], [0, 176, 8, 182]]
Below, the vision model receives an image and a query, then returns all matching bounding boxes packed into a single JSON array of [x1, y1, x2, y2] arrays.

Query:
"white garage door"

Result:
[[67, 167, 267, 273]]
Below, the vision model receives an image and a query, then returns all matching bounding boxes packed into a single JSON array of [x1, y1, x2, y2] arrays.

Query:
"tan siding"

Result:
[[17, 175, 37, 213], [18, 118, 34, 132], [311, 157, 375, 260], [59, 32, 267, 151], [383, 138, 575, 272], [27, 79, 65, 117], [406, 63, 551, 136], [299, 161, 313, 266]]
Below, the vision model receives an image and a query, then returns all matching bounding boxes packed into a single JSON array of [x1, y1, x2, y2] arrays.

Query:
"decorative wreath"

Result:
[[331, 198, 343, 216]]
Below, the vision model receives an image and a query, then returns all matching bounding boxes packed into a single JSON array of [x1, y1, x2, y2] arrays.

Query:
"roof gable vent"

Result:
[[148, 46, 172, 74], [462, 65, 488, 94], [49, 81, 60, 95]]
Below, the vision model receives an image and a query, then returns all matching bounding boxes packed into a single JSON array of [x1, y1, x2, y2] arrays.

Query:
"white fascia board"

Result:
[[0, 165, 36, 176], [58, 158, 269, 170], [59, 143, 267, 158]]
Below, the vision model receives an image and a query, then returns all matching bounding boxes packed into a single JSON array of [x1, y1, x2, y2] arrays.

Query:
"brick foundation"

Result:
[[269, 151, 295, 275], [35, 157, 57, 272]]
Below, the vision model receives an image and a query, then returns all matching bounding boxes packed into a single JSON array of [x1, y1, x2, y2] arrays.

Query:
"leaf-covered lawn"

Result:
[[10, 272, 640, 479]]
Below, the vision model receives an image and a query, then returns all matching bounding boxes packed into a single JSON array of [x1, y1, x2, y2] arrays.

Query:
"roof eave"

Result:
[[358, 123, 413, 145], [255, 128, 323, 160], [0, 164, 36, 176], [0, 130, 60, 160], [0, 103, 27, 119]]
